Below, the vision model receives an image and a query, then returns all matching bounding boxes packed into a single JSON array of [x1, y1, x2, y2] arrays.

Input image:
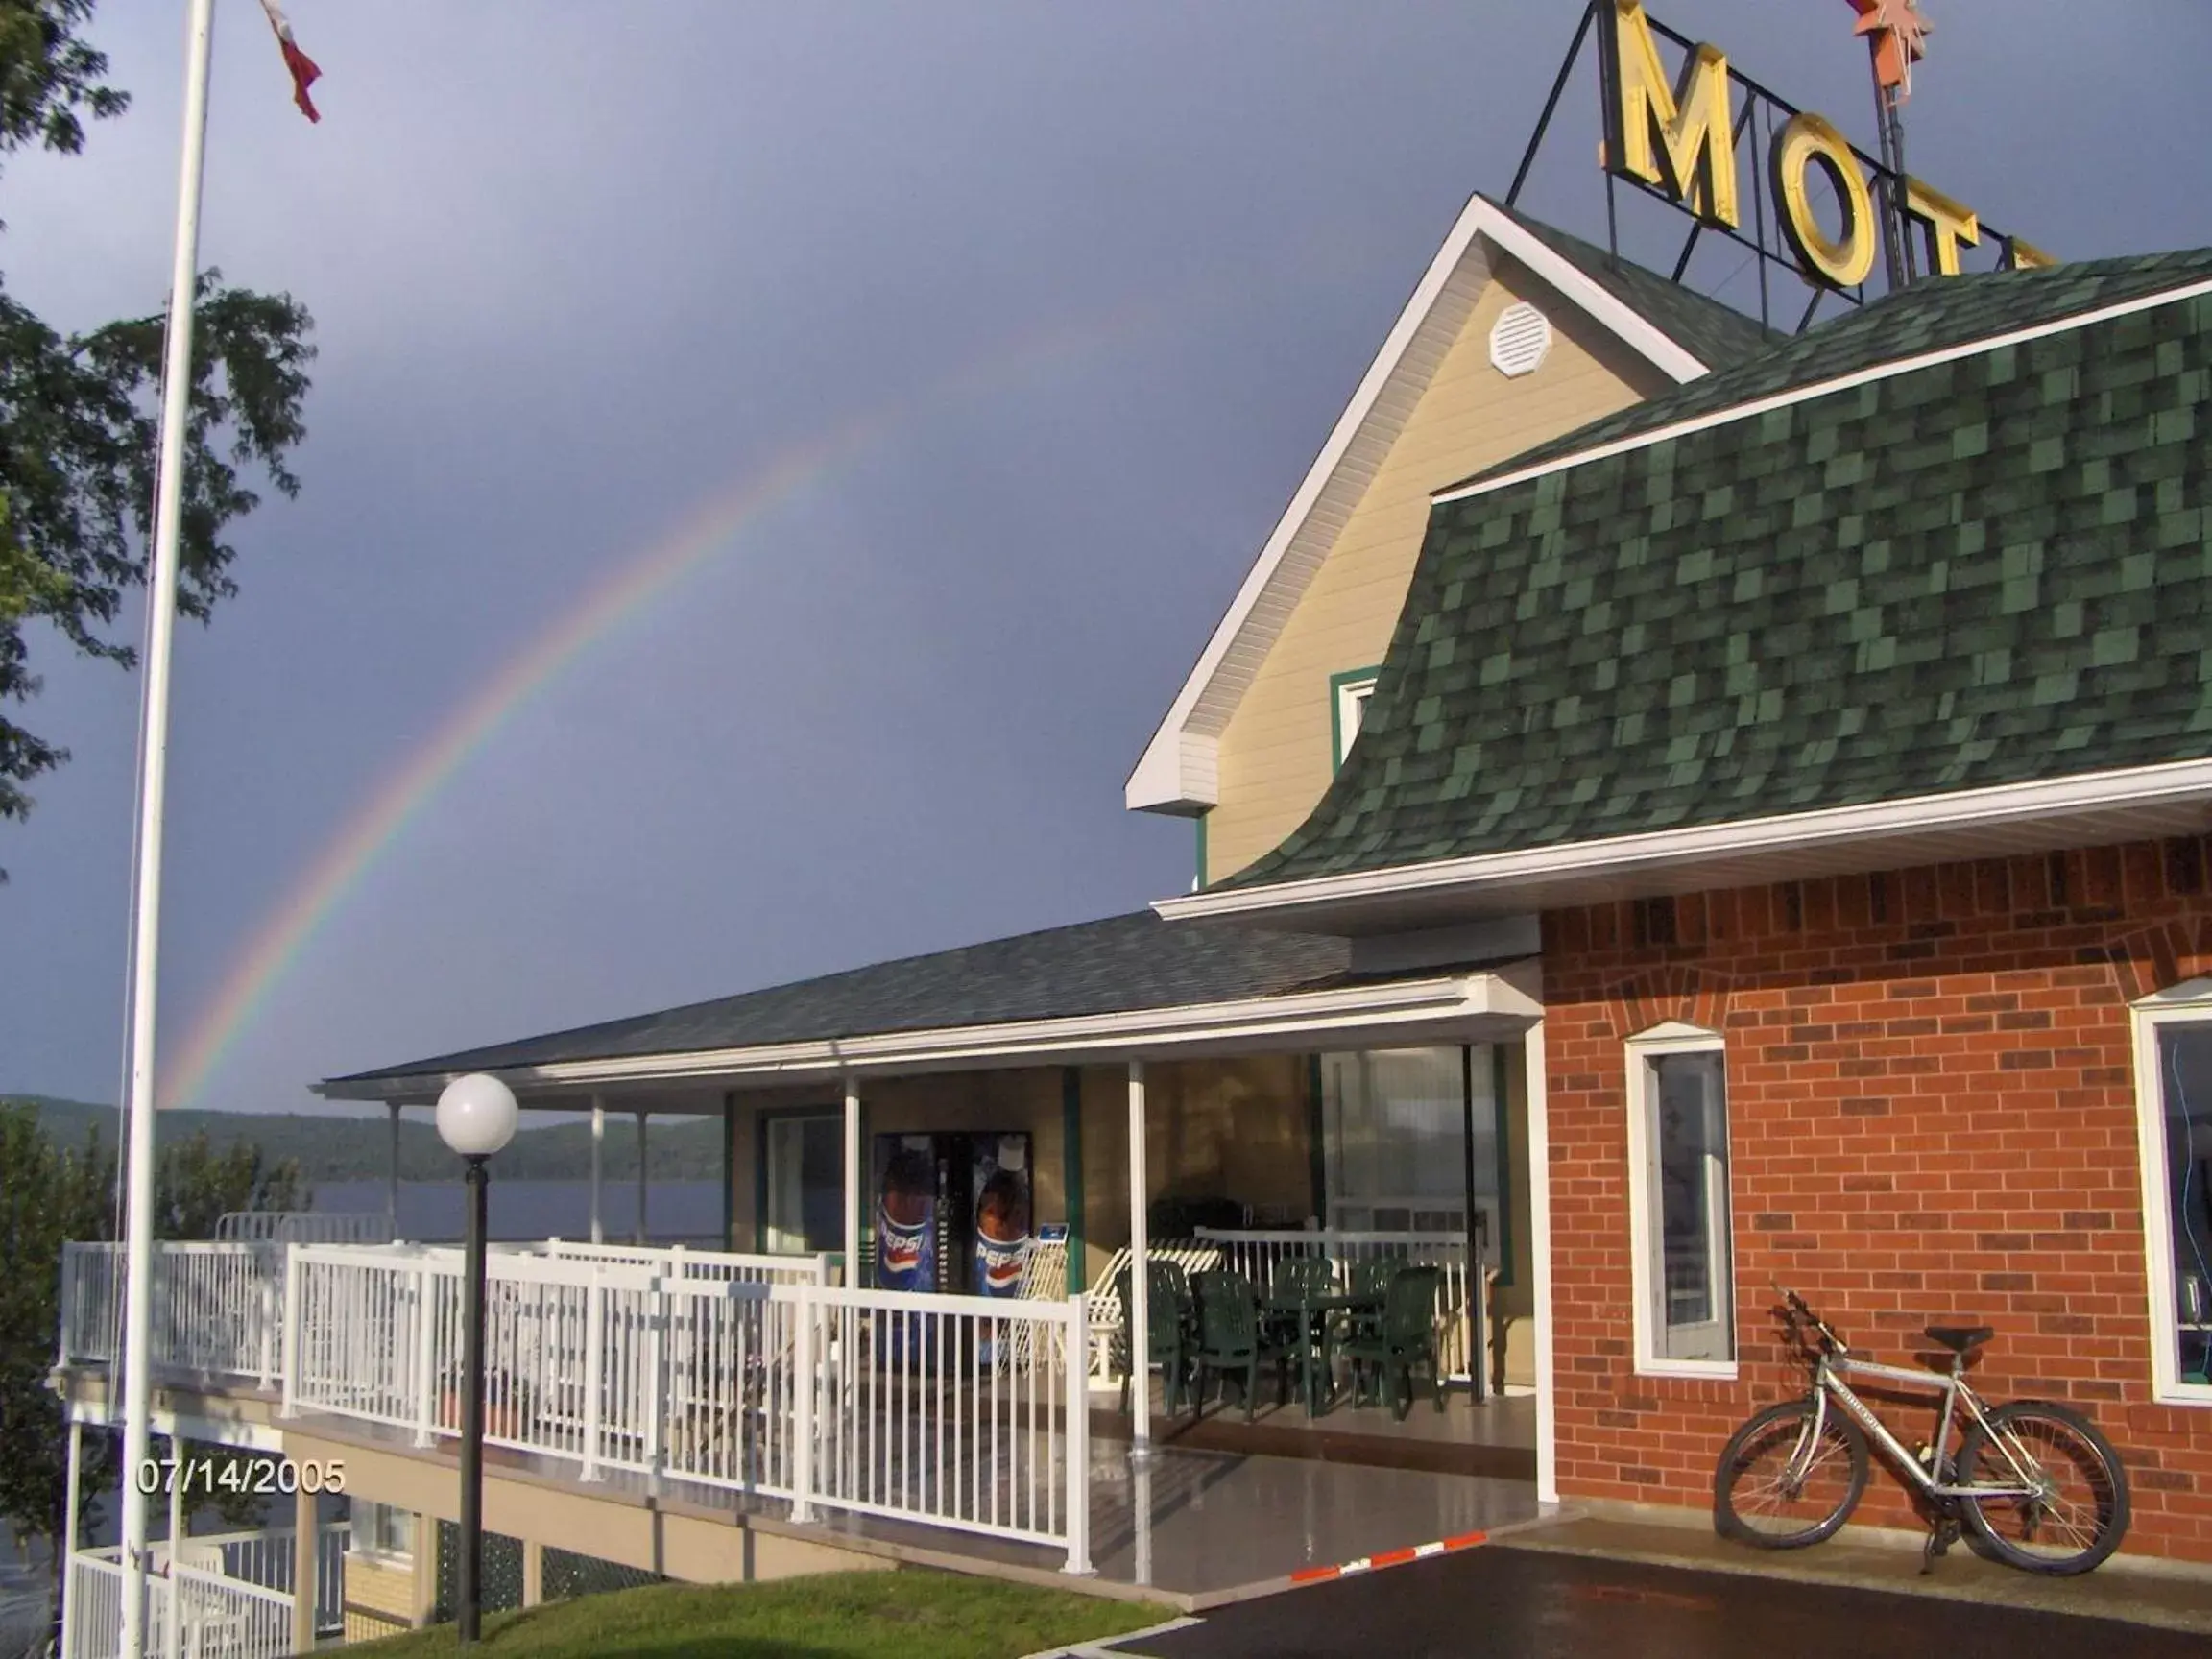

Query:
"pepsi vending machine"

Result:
[[872, 1132, 1033, 1296]]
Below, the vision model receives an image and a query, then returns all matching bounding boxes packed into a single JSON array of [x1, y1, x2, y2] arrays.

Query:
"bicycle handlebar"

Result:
[[1774, 1283, 1847, 1356]]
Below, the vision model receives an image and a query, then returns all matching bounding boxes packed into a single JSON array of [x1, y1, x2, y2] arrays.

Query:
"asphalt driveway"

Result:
[[1093, 1546, 2211, 1659]]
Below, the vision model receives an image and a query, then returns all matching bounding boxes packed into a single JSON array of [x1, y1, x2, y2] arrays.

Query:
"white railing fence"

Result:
[[58, 1242, 285, 1387], [214, 1213, 396, 1246], [531, 1239, 832, 1287], [65, 1550, 292, 1659], [1191, 1228, 1485, 1385], [279, 1243, 1091, 1572]]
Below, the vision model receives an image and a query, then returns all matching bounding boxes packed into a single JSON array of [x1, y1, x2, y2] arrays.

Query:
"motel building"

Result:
[[47, 8, 2212, 1650]]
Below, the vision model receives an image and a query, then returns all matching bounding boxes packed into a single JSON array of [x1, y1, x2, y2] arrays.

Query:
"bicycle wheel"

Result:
[[1714, 1398, 1870, 1549], [1956, 1400, 2129, 1575]]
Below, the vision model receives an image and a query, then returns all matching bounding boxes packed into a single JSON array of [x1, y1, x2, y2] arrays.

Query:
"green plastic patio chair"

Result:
[[1268, 1256, 1339, 1410], [1342, 1255, 1407, 1348], [1341, 1263, 1447, 1422], [1191, 1269, 1297, 1421], [1115, 1260, 1194, 1417]]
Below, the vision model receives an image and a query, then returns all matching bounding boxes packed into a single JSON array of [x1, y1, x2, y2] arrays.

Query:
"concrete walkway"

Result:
[[1499, 1508, 2212, 1637]]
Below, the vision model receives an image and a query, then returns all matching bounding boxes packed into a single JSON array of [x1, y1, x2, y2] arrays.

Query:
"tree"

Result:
[[0, 1, 315, 859], [0, 1102, 116, 1555], [0, 1105, 308, 1560]]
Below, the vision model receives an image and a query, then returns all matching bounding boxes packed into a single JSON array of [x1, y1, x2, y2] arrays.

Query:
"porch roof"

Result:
[[316, 912, 1540, 1101]]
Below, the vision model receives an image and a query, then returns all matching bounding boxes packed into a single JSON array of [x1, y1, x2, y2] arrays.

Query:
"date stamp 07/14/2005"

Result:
[[133, 1457, 346, 1497]]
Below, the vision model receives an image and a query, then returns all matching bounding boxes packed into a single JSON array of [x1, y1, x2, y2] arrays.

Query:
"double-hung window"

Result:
[[2133, 983, 2212, 1402], [1625, 1024, 1736, 1375]]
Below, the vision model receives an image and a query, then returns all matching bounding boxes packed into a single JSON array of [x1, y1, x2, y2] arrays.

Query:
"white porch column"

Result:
[[1525, 1022, 1557, 1505], [843, 1083, 862, 1287], [387, 1102, 402, 1229], [291, 1472, 317, 1656], [589, 1097, 606, 1245], [635, 1110, 649, 1244], [1127, 1059, 1150, 1454]]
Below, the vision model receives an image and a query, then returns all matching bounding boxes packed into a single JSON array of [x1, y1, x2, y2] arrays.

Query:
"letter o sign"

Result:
[[1770, 112, 1876, 290]]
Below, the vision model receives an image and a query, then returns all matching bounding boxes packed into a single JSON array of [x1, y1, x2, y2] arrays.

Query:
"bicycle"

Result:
[[1712, 1286, 2130, 1575]]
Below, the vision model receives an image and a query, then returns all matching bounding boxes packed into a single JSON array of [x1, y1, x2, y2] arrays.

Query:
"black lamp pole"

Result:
[[457, 1152, 489, 1644]]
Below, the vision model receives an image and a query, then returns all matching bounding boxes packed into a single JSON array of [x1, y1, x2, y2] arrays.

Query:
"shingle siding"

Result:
[[1226, 270, 2212, 891]]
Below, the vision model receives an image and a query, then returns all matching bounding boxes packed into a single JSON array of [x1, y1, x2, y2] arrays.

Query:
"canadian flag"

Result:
[[256, 0, 322, 122]]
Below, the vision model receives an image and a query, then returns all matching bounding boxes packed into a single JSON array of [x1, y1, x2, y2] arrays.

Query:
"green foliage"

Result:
[[0, 1100, 114, 1551], [0, 1102, 307, 1553], [152, 1128, 308, 1240], [0, 0, 314, 850]]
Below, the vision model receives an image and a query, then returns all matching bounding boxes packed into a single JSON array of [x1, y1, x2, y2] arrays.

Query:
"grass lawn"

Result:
[[347, 1569, 1166, 1659]]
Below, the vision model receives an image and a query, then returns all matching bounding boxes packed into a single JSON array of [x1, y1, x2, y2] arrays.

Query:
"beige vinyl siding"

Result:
[[340, 1551, 419, 1642], [1205, 254, 1672, 880]]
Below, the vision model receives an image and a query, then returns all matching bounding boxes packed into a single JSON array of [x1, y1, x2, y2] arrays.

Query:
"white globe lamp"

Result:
[[436, 1073, 518, 1161]]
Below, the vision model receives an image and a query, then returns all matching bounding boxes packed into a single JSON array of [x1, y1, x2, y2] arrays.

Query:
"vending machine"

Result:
[[871, 1131, 1033, 1297]]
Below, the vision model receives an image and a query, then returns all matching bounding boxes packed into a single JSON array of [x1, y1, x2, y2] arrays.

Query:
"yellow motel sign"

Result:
[[1603, 0, 2049, 289]]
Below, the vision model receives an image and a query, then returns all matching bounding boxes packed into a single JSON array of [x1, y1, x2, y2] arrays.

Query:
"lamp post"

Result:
[[435, 1073, 518, 1646]]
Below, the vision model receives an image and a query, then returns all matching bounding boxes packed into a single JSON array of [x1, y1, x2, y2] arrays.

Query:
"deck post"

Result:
[[291, 1470, 317, 1656], [1062, 1293, 1093, 1575], [589, 1098, 605, 1245], [791, 1289, 818, 1523], [59, 1420, 82, 1657], [580, 1267, 606, 1481], [1126, 1059, 1150, 1455], [279, 1247, 303, 1419], [164, 1435, 183, 1659], [843, 1084, 862, 1288], [635, 1111, 649, 1244]]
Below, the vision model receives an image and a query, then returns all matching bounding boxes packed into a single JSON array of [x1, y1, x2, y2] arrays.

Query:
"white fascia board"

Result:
[[1126, 197, 1713, 814], [1153, 757, 2212, 926], [317, 971, 1542, 1101], [1434, 272, 2212, 511]]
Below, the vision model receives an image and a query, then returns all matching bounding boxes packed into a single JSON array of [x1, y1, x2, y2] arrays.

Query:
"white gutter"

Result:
[[317, 970, 1542, 1102], [1155, 757, 2212, 925]]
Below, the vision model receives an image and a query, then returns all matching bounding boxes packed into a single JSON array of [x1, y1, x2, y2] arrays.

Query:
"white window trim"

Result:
[[2131, 980, 2212, 1407], [1624, 1022, 1740, 1380], [1334, 674, 1377, 770], [346, 1500, 414, 1568]]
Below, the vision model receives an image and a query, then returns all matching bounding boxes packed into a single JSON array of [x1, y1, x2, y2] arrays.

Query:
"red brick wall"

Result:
[[1542, 836, 2212, 1561]]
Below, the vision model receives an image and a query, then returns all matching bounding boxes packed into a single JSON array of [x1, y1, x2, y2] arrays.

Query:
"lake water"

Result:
[[313, 1178, 728, 1244]]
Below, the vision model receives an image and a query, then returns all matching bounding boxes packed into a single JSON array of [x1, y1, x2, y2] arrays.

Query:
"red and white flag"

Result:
[[256, 0, 323, 122]]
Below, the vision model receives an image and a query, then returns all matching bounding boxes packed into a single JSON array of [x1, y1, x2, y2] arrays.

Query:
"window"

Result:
[[1625, 1024, 1736, 1374], [1332, 667, 1381, 770], [349, 1500, 414, 1565], [2132, 984, 2212, 1403], [1320, 1046, 1505, 1271], [761, 1112, 843, 1255]]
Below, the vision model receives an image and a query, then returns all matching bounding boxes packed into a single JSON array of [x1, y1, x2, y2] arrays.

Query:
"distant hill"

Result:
[[6, 1094, 725, 1183]]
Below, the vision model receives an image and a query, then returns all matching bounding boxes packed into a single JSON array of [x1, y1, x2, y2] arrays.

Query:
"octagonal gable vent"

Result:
[[1489, 301, 1553, 378]]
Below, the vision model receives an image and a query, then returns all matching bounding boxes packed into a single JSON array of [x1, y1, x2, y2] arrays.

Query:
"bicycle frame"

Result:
[[1796, 1351, 2043, 1503]]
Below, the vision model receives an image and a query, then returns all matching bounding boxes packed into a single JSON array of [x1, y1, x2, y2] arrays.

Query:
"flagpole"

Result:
[[118, 2, 218, 1654]]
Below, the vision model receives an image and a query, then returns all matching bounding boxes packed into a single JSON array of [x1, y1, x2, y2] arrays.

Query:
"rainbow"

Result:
[[160, 299, 1171, 1109]]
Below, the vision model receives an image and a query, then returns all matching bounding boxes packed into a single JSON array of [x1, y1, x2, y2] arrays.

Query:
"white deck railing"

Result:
[[58, 1242, 285, 1387], [1191, 1227, 1485, 1385], [63, 1540, 305, 1659], [278, 1242, 1091, 1572]]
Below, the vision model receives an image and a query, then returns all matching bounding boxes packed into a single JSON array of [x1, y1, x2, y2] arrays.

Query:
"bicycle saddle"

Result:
[[1924, 1325, 1994, 1353]]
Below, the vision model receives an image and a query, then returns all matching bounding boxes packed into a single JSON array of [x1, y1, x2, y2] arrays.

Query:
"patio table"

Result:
[[1262, 1290, 1383, 1416]]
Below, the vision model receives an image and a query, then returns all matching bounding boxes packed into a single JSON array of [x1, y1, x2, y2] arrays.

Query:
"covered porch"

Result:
[[316, 913, 1554, 1493]]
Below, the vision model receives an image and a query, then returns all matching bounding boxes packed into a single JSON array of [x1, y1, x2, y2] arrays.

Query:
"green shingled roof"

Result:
[[1221, 252, 2212, 892], [1486, 197, 1785, 371]]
